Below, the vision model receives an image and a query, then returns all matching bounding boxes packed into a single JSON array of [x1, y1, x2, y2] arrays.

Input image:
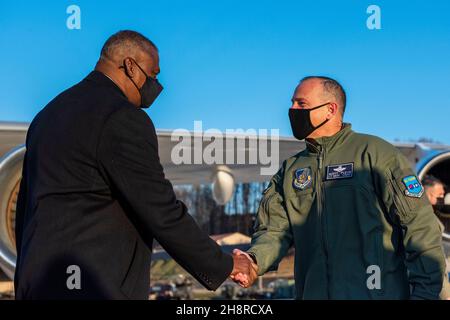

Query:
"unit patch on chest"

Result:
[[293, 167, 313, 190]]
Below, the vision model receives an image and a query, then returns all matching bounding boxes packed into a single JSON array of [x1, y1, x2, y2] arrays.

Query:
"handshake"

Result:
[[229, 249, 259, 288]]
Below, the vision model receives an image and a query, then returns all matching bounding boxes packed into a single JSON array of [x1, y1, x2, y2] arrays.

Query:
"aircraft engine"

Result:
[[417, 150, 450, 241], [0, 145, 24, 279], [211, 165, 235, 206]]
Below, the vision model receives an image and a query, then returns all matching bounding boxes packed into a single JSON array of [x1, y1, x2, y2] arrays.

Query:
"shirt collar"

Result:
[[305, 123, 353, 154]]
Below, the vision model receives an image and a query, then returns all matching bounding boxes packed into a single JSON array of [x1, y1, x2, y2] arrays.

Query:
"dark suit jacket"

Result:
[[14, 71, 233, 299]]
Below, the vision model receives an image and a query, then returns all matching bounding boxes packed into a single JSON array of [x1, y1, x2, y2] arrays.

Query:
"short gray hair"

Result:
[[300, 76, 347, 114], [100, 30, 158, 61]]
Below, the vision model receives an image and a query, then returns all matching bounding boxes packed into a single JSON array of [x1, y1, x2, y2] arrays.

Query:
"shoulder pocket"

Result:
[[389, 168, 429, 223]]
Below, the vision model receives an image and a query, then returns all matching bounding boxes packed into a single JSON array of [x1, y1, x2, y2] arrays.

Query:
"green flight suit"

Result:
[[248, 123, 446, 299]]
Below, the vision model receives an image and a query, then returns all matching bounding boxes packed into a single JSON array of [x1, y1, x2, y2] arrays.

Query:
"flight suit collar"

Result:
[[305, 123, 353, 154]]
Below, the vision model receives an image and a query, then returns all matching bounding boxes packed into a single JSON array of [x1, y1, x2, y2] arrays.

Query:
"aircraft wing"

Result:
[[0, 122, 305, 185], [1, 121, 449, 186], [0, 122, 28, 160]]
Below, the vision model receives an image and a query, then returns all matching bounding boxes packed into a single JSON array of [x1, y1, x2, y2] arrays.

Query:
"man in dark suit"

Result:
[[14, 30, 253, 299]]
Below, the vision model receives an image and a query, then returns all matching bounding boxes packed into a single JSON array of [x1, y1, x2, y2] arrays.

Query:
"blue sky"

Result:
[[1, 0, 449, 143]]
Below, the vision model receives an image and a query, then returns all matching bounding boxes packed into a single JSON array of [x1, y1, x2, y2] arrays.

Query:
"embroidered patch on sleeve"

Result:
[[402, 175, 424, 198]]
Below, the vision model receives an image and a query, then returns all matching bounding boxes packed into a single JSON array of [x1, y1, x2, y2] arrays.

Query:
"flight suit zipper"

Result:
[[315, 145, 331, 298], [307, 140, 330, 297], [316, 148, 329, 259]]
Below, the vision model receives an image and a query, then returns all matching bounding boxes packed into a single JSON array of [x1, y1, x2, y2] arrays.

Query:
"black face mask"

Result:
[[434, 197, 445, 212], [289, 102, 330, 140], [124, 59, 163, 108]]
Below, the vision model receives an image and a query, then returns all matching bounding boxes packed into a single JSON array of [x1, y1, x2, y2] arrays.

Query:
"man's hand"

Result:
[[229, 249, 258, 288]]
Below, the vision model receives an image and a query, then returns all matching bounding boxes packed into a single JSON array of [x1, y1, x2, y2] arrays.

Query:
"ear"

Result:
[[123, 57, 135, 78], [327, 103, 339, 119]]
